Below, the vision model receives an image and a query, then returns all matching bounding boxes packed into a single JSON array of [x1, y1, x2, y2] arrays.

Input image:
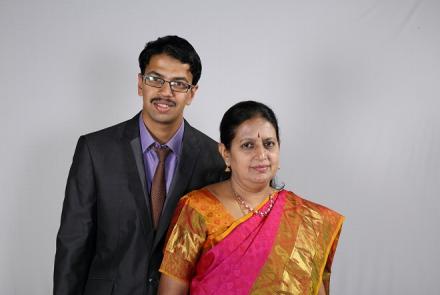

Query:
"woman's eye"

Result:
[[264, 141, 276, 148], [241, 142, 254, 149]]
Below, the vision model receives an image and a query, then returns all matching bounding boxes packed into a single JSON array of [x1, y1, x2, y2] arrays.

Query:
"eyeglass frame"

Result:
[[140, 74, 195, 93]]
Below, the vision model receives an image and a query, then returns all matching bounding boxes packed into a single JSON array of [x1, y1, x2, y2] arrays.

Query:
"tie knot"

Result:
[[153, 145, 171, 162]]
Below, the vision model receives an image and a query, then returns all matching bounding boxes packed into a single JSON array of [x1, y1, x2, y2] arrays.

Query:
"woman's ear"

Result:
[[218, 143, 230, 167]]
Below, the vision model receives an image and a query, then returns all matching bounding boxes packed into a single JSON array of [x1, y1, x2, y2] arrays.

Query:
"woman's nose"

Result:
[[255, 144, 267, 159]]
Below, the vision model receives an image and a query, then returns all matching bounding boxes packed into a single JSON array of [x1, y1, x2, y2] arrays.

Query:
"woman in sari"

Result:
[[158, 101, 344, 295]]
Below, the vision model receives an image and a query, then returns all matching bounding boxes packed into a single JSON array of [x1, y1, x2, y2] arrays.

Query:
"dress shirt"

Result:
[[138, 114, 184, 196]]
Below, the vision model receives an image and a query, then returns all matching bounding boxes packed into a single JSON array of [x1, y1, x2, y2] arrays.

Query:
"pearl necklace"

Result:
[[232, 188, 277, 218]]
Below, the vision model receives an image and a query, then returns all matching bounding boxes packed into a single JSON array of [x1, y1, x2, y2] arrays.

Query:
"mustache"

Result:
[[150, 97, 176, 107]]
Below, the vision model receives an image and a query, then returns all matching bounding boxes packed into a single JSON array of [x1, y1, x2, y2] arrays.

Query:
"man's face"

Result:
[[138, 53, 197, 129]]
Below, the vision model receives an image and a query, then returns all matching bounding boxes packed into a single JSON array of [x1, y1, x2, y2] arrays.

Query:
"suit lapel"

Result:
[[153, 121, 201, 249], [124, 116, 202, 248], [123, 113, 153, 236]]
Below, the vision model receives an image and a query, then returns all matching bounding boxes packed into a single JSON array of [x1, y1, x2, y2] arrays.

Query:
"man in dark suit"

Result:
[[54, 36, 225, 295]]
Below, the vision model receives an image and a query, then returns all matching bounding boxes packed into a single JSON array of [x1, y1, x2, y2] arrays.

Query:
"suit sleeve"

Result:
[[54, 136, 97, 295]]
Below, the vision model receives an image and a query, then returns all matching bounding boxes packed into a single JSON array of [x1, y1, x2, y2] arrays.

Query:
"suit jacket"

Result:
[[54, 113, 225, 295]]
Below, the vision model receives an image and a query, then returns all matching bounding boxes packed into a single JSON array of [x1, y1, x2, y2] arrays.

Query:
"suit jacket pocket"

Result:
[[84, 278, 114, 295]]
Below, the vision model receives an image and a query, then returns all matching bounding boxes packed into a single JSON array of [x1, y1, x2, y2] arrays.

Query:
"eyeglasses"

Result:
[[141, 74, 194, 93]]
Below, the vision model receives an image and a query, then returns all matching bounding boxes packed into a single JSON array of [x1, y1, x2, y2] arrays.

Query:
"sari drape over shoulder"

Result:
[[160, 189, 344, 295]]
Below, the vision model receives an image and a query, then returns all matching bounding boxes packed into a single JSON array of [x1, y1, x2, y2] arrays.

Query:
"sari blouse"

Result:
[[160, 189, 344, 295]]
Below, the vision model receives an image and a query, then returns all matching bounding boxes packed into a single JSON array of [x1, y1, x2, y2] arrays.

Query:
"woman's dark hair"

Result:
[[220, 100, 280, 149], [138, 35, 202, 85]]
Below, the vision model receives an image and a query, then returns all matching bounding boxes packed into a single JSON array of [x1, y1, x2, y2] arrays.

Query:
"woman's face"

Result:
[[221, 116, 280, 189]]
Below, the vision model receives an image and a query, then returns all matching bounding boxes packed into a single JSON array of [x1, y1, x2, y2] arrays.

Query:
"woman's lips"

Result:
[[252, 165, 270, 173]]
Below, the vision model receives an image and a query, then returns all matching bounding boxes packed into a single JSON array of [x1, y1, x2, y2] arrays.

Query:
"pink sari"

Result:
[[160, 189, 344, 295], [190, 190, 287, 294]]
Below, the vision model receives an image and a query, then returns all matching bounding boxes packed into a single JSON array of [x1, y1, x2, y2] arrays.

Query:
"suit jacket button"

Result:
[[148, 278, 153, 283]]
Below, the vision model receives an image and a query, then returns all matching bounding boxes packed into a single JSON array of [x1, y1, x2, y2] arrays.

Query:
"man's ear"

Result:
[[137, 74, 143, 96], [185, 84, 198, 105]]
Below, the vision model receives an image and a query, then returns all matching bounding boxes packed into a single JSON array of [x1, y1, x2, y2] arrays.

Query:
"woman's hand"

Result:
[[158, 274, 189, 295]]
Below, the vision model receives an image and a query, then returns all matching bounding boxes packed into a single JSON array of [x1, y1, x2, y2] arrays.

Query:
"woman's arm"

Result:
[[318, 280, 326, 295], [158, 274, 189, 295]]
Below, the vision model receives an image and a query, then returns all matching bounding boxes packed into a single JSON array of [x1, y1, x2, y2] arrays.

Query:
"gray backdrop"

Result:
[[1, 0, 439, 294]]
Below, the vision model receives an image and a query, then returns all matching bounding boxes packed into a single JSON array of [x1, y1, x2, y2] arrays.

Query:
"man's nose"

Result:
[[159, 81, 173, 96]]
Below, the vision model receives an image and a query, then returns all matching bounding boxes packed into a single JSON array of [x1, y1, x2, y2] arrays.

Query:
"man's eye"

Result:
[[171, 81, 189, 89], [146, 76, 163, 83]]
